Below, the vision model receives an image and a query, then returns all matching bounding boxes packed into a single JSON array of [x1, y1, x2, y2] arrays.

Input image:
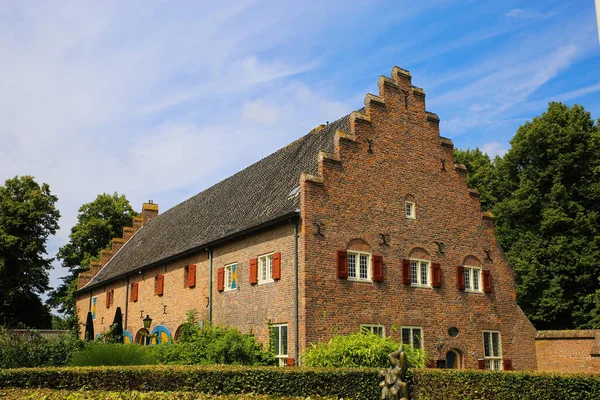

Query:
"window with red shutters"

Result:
[[372, 255, 384, 282], [273, 253, 281, 280], [131, 282, 139, 302], [402, 259, 411, 285], [155, 274, 164, 296], [249, 258, 258, 285], [187, 264, 196, 288], [456, 266, 465, 290], [483, 270, 492, 293], [431, 263, 442, 288], [217, 267, 224, 291], [336, 250, 348, 279]]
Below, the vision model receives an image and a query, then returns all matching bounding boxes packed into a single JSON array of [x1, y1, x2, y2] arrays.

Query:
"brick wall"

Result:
[[299, 67, 537, 370], [536, 330, 600, 373]]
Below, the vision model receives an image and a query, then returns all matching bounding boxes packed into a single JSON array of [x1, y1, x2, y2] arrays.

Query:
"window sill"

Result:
[[410, 285, 431, 289], [465, 290, 484, 294], [224, 288, 238, 293], [348, 278, 373, 283], [258, 280, 275, 286]]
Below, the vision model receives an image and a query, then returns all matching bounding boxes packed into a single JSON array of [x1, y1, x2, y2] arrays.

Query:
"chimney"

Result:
[[142, 200, 159, 226]]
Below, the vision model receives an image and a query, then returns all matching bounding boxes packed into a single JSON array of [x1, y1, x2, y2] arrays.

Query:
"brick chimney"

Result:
[[142, 201, 159, 226]]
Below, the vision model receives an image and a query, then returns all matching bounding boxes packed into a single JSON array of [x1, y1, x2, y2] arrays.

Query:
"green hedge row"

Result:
[[1, 365, 600, 399]]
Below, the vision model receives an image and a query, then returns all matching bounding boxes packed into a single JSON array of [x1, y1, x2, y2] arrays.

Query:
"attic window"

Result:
[[288, 186, 300, 199]]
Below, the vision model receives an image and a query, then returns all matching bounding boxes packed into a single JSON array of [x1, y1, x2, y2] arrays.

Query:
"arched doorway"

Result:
[[135, 328, 150, 345], [174, 325, 184, 342], [446, 349, 461, 369]]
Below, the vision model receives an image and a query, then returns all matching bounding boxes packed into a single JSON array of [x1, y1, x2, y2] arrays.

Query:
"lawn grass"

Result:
[[0, 389, 337, 399]]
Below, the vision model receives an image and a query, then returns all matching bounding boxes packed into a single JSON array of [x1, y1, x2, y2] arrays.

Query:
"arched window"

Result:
[[150, 325, 172, 345], [135, 328, 150, 345]]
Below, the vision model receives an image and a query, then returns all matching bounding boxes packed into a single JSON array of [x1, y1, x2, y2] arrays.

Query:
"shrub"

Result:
[[1, 365, 600, 399], [148, 309, 275, 366], [69, 343, 156, 366], [302, 331, 426, 368], [0, 327, 83, 368]]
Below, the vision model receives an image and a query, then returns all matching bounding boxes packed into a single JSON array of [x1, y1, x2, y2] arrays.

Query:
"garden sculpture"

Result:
[[379, 346, 409, 400]]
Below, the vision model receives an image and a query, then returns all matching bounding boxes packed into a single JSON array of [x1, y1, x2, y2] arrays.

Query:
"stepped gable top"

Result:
[[80, 113, 353, 291]]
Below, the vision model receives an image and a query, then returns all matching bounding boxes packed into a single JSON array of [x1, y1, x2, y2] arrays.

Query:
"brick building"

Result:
[[76, 66, 538, 370]]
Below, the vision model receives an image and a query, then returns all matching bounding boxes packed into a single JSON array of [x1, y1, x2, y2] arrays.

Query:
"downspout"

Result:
[[124, 277, 129, 331], [293, 221, 299, 366], [208, 248, 213, 323], [88, 291, 92, 311]]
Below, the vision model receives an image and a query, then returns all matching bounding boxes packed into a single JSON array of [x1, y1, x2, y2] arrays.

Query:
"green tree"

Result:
[[453, 147, 498, 211], [48, 193, 138, 328], [0, 176, 60, 328], [492, 103, 600, 329]]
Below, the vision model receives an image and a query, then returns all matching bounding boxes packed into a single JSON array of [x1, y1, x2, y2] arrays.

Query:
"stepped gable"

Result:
[[79, 114, 352, 290]]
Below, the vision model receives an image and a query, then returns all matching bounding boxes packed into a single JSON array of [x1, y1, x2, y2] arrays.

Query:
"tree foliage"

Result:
[[456, 103, 600, 329], [0, 176, 60, 328], [48, 193, 137, 327]]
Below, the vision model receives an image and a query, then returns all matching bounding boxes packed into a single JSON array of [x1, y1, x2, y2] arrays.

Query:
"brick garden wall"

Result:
[[536, 330, 600, 373]]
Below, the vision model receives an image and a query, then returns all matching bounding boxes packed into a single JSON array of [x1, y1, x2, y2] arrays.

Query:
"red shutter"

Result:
[[372, 255, 383, 282], [426, 359, 436, 368], [217, 267, 224, 291], [250, 258, 258, 284], [131, 282, 139, 302], [155, 274, 164, 295], [273, 253, 281, 280], [336, 250, 348, 279], [286, 357, 295, 367], [105, 290, 111, 308], [402, 259, 411, 285], [431, 263, 442, 288], [456, 266, 465, 291], [478, 359, 486, 370], [188, 264, 196, 288], [483, 270, 492, 293], [503, 359, 512, 371]]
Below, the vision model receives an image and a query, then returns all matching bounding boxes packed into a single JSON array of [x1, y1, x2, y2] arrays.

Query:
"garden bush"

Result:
[[148, 310, 275, 366], [69, 343, 157, 366], [1, 365, 600, 399], [302, 331, 426, 368], [0, 327, 83, 368]]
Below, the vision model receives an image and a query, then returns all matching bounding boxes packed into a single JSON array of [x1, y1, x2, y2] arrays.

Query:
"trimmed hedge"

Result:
[[1, 365, 600, 399]]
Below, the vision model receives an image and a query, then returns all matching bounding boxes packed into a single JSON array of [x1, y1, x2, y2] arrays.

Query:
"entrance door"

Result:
[[446, 349, 461, 369]]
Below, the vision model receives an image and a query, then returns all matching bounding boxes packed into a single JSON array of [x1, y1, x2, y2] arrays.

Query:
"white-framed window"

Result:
[[272, 324, 288, 366], [361, 324, 385, 337], [258, 253, 274, 284], [401, 326, 423, 349], [405, 201, 415, 219], [224, 263, 237, 291], [410, 259, 430, 287], [483, 331, 502, 370], [347, 251, 371, 282], [464, 266, 483, 292]]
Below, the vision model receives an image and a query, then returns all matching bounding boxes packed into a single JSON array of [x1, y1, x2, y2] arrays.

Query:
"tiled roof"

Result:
[[81, 113, 353, 290]]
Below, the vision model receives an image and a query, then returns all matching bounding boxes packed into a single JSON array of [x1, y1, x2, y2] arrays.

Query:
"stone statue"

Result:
[[379, 347, 409, 400]]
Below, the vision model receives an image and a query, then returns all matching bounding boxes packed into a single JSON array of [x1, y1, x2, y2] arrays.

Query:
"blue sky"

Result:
[[1, 0, 599, 301]]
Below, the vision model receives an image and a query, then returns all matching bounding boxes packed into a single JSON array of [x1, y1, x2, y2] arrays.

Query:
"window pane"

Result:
[[226, 267, 232, 289], [485, 359, 491, 370], [273, 326, 280, 356], [420, 262, 427, 285], [465, 269, 471, 290], [281, 326, 288, 356], [492, 333, 500, 357], [410, 261, 418, 284], [360, 255, 368, 279], [348, 254, 356, 278], [473, 269, 479, 291], [261, 257, 267, 281], [231, 264, 237, 289], [401, 328, 410, 345], [406, 203, 411, 217], [412, 329, 422, 349], [483, 332, 491, 357], [268, 256, 273, 280], [375, 326, 383, 337], [494, 359, 501, 370]]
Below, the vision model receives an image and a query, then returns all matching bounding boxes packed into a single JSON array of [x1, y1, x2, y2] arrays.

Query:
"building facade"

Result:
[[76, 66, 538, 370]]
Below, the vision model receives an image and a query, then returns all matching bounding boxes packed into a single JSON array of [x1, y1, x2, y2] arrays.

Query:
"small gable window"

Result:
[[464, 266, 483, 292], [410, 259, 430, 287], [348, 251, 371, 281], [405, 201, 415, 219], [225, 263, 237, 291]]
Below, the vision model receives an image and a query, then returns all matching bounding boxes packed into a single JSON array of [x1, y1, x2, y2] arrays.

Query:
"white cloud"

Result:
[[505, 8, 555, 19], [480, 141, 508, 158], [242, 100, 280, 125]]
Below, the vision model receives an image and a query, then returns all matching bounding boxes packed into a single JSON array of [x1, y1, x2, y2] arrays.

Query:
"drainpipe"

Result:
[[88, 291, 92, 311], [208, 248, 213, 323], [124, 277, 129, 331], [293, 221, 299, 366]]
